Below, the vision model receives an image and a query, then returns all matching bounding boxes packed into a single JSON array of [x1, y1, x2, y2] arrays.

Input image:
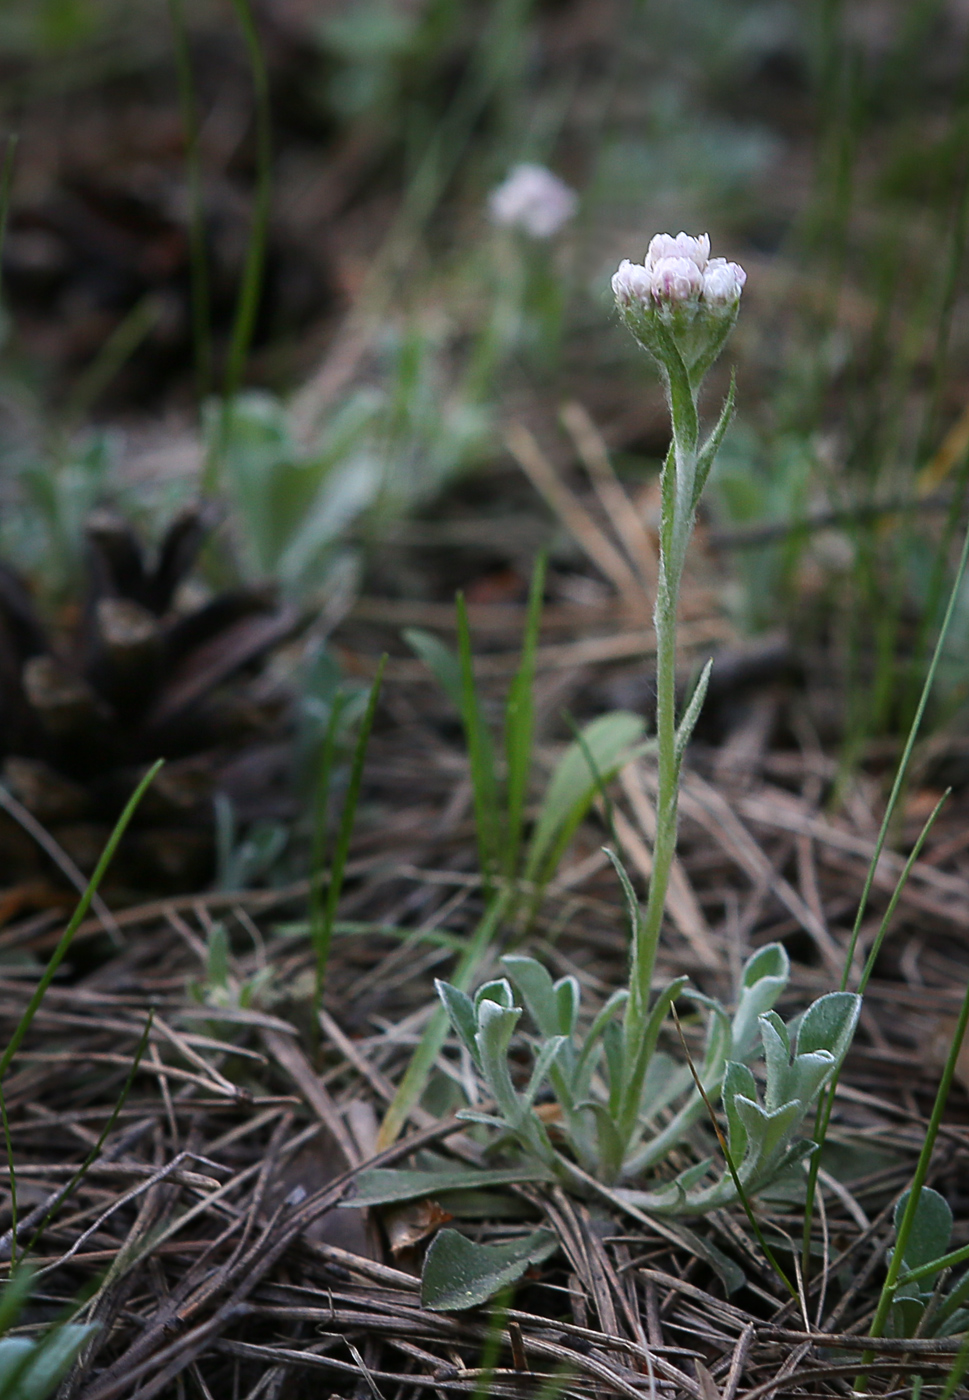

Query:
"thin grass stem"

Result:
[[0, 1086, 15, 1270], [502, 554, 545, 879], [0, 135, 18, 294], [940, 1329, 969, 1400], [223, 0, 272, 402], [310, 692, 349, 1016], [25, 1011, 154, 1262], [855, 970, 969, 1391], [0, 761, 162, 1085], [314, 659, 385, 1012], [203, 0, 272, 494], [456, 595, 501, 888], [802, 514, 969, 1275], [167, 0, 213, 402]]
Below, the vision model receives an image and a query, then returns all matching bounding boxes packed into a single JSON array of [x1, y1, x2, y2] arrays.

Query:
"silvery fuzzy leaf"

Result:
[[786, 1048, 835, 1108], [522, 1035, 568, 1110], [554, 976, 580, 1036], [680, 989, 731, 1081], [612, 1179, 686, 1215], [795, 992, 861, 1065], [421, 1227, 558, 1311], [674, 658, 713, 767], [501, 956, 559, 1037], [640, 1051, 692, 1121], [455, 1109, 515, 1131], [731, 943, 789, 1060], [573, 988, 628, 1091], [760, 1012, 792, 1112], [888, 1296, 925, 1340], [894, 1186, 953, 1276], [474, 979, 515, 1013], [757, 1136, 817, 1190], [474, 1000, 523, 1123], [343, 1164, 552, 1207], [626, 975, 691, 1104], [436, 981, 480, 1066], [675, 1156, 716, 1193], [603, 1019, 625, 1112], [734, 1095, 803, 1178], [475, 999, 520, 1062], [761, 1009, 790, 1055], [0, 1324, 98, 1400], [722, 1061, 757, 1159], [583, 1101, 627, 1181]]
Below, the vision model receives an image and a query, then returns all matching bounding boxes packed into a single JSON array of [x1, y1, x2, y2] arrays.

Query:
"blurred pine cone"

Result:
[[0, 502, 299, 896]]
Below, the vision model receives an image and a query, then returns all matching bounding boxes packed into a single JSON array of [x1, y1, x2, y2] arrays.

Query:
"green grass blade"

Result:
[[314, 659, 385, 1007], [203, 0, 273, 494], [802, 513, 969, 1278], [0, 1085, 15, 1269], [940, 1330, 969, 1400], [840, 521, 969, 990], [224, 0, 272, 402], [0, 135, 18, 301], [897, 1238, 969, 1289], [310, 692, 349, 1015], [456, 594, 502, 886], [801, 790, 948, 1279], [0, 761, 162, 1086], [855, 969, 969, 1391], [0, 1265, 33, 1335], [65, 295, 160, 423], [404, 628, 463, 711], [502, 553, 545, 878], [24, 1011, 154, 1262], [377, 891, 509, 1149], [167, 0, 213, 401]]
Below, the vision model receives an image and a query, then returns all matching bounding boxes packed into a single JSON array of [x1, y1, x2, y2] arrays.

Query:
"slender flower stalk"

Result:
[[612, 233, 745, 1137]]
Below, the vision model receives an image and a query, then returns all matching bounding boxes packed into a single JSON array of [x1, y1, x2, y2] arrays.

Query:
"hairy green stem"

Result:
[[621, 376, 697, 1137]]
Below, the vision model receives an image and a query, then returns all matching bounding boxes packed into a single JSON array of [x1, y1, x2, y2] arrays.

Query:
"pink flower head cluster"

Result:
[[488, 163, 578, 239], [612, 232, 746, 310]]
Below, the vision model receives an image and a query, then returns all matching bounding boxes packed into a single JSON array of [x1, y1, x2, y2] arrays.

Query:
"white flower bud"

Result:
[[646, 231, 710, 271], [649, 255, 703, 303], [612, 232, 746, 377], [701, 258, 746, 304], [611, 258, 653, 307], [488, 163, 578, 239]]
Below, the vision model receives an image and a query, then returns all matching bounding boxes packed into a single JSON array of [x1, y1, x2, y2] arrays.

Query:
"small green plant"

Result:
[[212, 327, 491, 604], [209, 389, 382, 601], [188, 921, 276, 1014], [434, 943, 858, 1204]]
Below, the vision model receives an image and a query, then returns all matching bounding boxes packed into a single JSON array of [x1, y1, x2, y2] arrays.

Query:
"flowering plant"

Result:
[[434, 233, 857, 1193], [356, 234, 859, 1309]]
